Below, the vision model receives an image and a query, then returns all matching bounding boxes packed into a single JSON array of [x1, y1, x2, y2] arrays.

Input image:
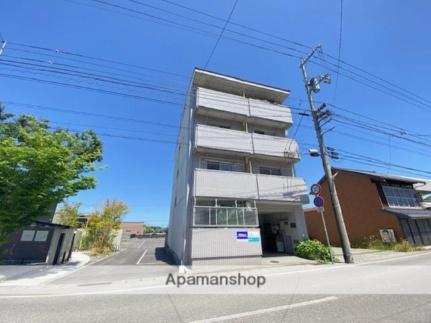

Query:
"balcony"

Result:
[[195, 124, 299, 160], [193, 168, 308, 203], [196, 87, 292, 127], [195, 124, 253, 155], [252, 132, 299, 159]]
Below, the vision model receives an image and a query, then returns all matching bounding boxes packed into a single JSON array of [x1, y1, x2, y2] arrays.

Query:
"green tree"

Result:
[[143, 225, 154, 234], [55, 202, 81, 228], [81, 200, 128, 254], [0, 106, 103, 242]]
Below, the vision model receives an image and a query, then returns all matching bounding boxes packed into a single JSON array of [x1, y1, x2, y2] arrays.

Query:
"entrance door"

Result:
[[53, 233, 65, 265], [260, 222, 276, 253]]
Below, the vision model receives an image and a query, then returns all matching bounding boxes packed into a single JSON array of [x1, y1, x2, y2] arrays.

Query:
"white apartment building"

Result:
[[167, 68, 309, 265]]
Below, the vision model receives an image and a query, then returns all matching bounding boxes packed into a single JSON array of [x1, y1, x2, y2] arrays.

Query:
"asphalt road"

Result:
[[51, 237, 177, 285], [1, 248, 431, 323], [94, 238, 173, 266]]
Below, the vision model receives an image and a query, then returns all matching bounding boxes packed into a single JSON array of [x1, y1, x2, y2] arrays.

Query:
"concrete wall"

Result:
[[120, 222, 145, 236], [167, 84, 196, 264], [191, 228, 262, 260], [304, 170, 404, 246]]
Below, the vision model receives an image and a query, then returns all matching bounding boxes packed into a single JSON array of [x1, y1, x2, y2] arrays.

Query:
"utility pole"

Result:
[[300, 45, 354, 263]]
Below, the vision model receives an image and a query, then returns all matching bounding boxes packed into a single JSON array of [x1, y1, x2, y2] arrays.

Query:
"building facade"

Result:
[[304, 168, 431, 246], [167, 69, 309, 265], [120, 222, 145, 239]]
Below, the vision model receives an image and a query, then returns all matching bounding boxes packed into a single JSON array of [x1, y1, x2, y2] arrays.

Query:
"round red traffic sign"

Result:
[[310, 184, 321, 195]]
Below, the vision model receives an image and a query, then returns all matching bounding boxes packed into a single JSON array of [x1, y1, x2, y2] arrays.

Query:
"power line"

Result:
[[8, 41, 188, 79], [0, 58, 186, 96], [0, 72, 183, 105], [5, 101, 430, 178], [333, 0, 343, 99], [157, 0, 431, 109], [158, 0, 310, 51], [204, 0, 238, 68], [336, 149, 431, 177]]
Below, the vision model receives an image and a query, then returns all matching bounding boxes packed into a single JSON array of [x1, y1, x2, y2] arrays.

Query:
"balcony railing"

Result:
[[194, 124, 253, 155], [194, 168, 308, 203], [196, 87, 292, 125], [193, 206, 258, 227], [195, 124, 299, 160]]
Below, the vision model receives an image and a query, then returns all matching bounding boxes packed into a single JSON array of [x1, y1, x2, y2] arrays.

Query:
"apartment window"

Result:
[[382, 185, 420, 208], [204, 159, 242, 172], [254, 129, 275, 136], [208, 123, 231, 129], [259, 166, 282, 176], [194, 200, 258, 227]]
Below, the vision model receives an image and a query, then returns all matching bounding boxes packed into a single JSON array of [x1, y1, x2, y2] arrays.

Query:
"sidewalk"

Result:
[[331, 247, 431, 263], [0, 251, 90, 286]]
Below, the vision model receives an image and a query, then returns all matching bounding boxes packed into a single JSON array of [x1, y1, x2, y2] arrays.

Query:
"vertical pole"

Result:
[[319, 208, 334, 263], [300, 47, 354, 263]]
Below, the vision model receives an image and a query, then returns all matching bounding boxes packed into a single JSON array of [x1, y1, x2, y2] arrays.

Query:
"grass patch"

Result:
[[351, 236, 423, 252]]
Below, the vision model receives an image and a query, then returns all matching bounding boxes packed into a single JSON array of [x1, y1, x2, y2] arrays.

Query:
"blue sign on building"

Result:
[[236, 231, 248, 240]]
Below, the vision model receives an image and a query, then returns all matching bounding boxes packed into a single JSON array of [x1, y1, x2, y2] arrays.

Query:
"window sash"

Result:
[[382, 185, 420, 208], [259, 166, 282, 176], [193, 206, 258, 227], [204, 159, 242, 172]]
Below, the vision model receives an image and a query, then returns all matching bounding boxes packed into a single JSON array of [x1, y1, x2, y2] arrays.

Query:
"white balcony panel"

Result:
[[252, 133, 300, 159], [195, 124, 253, 154], [194, 169, 258, 199], [257, 174, 308, 202], [194, 169, 308, 203], [196, 87, 249, 116], [248, 98, 292, 125]]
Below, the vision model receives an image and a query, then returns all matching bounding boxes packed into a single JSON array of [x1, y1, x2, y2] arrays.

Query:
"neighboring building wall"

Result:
[[120, 222, 145, 237], [167, 83, 195, 264], [304, 170, 404, 245]]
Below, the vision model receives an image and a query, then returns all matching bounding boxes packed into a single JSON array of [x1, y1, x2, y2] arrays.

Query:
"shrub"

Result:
[[351, 236, 422, 252], [296, 239, 332, 263], [393, 240, 422, 252]]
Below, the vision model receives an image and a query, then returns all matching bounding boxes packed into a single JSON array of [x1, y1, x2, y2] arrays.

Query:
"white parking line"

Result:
[[188, 296, 338, 323], [136, 249, 148, 265], [138, 240, 146, 248]]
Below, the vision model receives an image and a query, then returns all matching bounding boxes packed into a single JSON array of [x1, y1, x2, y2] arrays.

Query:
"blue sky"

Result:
[[1, 1, 430, 226]]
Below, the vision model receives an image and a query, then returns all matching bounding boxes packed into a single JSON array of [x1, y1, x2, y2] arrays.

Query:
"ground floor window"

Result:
[[194, 199, 258, 227]]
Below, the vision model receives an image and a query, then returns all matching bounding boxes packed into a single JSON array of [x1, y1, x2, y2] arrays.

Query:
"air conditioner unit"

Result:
[[379, 229, 396, 243]]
